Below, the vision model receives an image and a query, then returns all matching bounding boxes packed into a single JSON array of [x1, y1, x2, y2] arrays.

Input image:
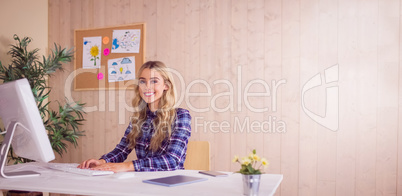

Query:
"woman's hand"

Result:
[[91, 162, 134, 173], [78, 159, 106, 169]]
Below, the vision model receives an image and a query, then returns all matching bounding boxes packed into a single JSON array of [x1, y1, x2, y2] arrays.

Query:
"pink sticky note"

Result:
[[97, 72, 104, 80], [103, 48, 110, 56]]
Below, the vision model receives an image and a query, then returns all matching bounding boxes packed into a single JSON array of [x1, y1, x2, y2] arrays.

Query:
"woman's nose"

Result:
[[144, 82, 153, 89]]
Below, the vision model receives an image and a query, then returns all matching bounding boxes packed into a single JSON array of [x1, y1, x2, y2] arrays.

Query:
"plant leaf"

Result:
[[0, 34, 85, 161]]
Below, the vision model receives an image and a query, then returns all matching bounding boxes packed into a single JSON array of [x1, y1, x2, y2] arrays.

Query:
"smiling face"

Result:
[[138, 68, 168, 111]]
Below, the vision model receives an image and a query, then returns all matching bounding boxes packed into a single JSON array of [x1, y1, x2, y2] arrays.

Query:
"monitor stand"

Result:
[[0, 121, 40, 178]]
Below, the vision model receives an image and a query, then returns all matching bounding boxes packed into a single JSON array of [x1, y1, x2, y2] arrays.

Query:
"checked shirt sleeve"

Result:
[[132, 109, 192, 171], [100, 124, 133, 163]]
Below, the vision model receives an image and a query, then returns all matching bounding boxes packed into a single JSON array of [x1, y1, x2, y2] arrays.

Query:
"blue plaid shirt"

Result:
[[100, 108, 191, 171]]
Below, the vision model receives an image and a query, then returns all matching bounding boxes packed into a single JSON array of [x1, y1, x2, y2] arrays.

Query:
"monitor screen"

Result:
[[0, 78, 55, 178]]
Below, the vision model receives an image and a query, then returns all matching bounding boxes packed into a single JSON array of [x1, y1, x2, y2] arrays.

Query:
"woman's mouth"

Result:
[[144, 92, 155, 97]]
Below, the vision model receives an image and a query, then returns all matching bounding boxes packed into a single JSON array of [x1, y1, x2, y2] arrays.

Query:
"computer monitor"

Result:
[[0, 78, 55, 178]]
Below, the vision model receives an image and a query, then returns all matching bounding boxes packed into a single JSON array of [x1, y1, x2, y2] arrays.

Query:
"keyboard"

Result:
[[47, 163, 114, 176]]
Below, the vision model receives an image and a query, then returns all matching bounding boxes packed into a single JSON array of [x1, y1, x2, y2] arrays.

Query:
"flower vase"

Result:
[[242, 174, 261, 196]]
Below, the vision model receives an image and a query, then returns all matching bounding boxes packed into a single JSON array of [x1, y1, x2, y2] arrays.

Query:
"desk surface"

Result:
[[0, 163, 283, 196]]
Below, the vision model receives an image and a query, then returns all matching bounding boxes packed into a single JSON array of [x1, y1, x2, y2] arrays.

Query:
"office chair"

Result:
[[183, 141, 210, 171]]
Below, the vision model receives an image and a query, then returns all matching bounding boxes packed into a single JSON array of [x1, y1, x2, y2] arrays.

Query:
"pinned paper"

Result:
[[112, 29, 141, 53], [108, 56, 135, 82], [83, 36, 102, 69], [103, 36, 110, 45]]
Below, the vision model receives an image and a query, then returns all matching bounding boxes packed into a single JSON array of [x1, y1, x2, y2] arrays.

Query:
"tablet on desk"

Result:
[[143, 175, 207, 187], [199, 170, 229, 177]]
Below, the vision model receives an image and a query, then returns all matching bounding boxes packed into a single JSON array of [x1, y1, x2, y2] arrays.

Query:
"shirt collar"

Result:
[[146, 107, 157, 119]]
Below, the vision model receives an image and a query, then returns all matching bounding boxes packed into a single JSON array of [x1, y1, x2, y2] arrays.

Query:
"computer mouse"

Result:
[[113, 172, 136, 179]]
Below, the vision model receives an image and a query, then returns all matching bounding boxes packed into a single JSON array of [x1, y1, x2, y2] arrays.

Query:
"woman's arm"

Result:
[[132, 109, 191, 171], [77, 125, 133, 172]]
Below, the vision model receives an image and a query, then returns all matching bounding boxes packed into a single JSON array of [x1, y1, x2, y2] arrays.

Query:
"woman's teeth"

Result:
[[145, 92, 154, 97]]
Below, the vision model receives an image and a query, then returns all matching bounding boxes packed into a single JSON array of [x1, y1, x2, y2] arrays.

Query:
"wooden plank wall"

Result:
[[48, 0, 402, 195]]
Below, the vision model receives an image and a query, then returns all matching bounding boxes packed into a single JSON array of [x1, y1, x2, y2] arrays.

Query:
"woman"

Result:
[[78, 61, 191, 172]]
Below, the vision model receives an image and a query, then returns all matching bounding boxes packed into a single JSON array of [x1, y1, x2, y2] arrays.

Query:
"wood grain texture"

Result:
[[376, 0, 399, 195], [355, 0, 377, 195], [183, 0, 199, 140], [280, 0, 300, 195], [214, 0, 231, 171], [336, 0, 357, 195], [398, 0, 402, 194], [299, 0, 318, 195], [47, 0, 402, 195], [263, 1, 283, 195], [198, 0, 216, 168], [246, 0, 265, 174], [230, 0, 248, 173], [316, 0, 337, 195]]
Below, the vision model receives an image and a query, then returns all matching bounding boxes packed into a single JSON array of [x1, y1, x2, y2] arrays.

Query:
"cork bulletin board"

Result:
[[74, 23, 145, 91]]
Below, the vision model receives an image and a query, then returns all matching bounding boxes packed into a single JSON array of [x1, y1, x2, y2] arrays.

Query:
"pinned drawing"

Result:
[[108, 56, 135, 82], [83, 36, 102, 69], [111, 29, 141, 53]]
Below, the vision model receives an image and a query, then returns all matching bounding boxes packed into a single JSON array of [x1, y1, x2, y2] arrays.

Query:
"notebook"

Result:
[[143, 175, 207, 187]]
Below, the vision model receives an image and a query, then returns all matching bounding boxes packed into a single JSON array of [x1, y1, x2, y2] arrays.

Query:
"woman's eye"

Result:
[[139, 80, 146, 84], [151, 80, 158, 84]]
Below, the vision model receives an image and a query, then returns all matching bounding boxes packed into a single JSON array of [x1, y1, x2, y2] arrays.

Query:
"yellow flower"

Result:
[[90, 45, 99, 57], [241, 157, 252, 165], [233, 149, 268, 175], [232, 155, 239, 163], [261, 158, 269, 168], [252, 154, 260, 161]]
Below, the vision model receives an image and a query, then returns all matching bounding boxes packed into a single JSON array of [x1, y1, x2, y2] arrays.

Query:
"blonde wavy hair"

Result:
[[127, 61, 177, 151]]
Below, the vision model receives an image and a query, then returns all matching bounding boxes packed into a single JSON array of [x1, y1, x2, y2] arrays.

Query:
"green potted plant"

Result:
[[233, 149, 269, 196], [0, 34, 86, 164]]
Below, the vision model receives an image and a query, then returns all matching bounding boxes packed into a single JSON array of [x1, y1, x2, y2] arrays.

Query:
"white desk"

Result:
[[0, 163, 283, 196]]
